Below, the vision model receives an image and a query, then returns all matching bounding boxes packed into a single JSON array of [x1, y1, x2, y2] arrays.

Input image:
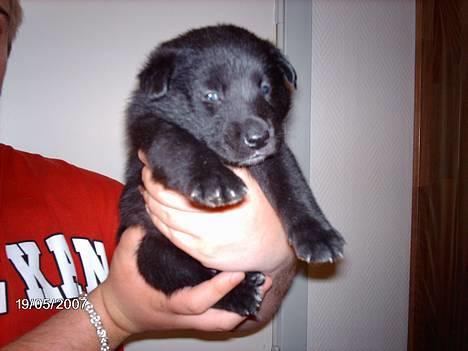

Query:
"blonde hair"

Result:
[[7, 0, 23, 51]]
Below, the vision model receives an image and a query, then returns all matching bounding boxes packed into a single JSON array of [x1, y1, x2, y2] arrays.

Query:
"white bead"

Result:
[[79, 292, 110, 351]]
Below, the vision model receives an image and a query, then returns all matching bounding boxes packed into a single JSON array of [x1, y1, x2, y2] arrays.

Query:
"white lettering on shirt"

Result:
[[45, 234, 82, 298], [3, 235, 110, 314], [71, 238, 108, 293], [0, 282, 6, 314], [6, 241, 62, 300]]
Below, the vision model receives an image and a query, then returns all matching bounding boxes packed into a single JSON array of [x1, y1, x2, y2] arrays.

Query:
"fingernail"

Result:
[[228, 272, 245, 284]]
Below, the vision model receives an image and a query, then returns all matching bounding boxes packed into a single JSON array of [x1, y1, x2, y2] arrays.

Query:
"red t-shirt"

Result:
[[0, 144, 123, 347]]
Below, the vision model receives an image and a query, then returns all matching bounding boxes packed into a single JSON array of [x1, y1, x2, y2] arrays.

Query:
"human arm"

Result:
[[1, 227, 269, 351], [140, 156, 297, 330]]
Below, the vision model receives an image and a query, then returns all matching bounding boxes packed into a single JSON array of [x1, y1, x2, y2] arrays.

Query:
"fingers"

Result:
[[113, 208, 259, 333], [143, 189, 220, 235], [167, 272, 274, 331], [170, 273, 272, 331], [143, 193, 247, 261], [150, 214, 202, 256], [167, 272, 249, 330], [139, 153, 258, 212], [168, 272, 245, 315], [141, 161, 201, 212], [174, 308, 246, 332]]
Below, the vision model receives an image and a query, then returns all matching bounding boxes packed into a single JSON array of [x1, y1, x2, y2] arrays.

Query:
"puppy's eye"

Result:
[[260, 81, 271, 95], [204, 91, 220, 102]]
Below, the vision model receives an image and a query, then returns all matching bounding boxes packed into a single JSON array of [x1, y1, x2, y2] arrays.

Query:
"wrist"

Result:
[[88, 287, 131, 349]]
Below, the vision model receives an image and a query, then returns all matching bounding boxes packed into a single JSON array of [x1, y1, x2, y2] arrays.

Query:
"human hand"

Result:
[[139, 151, 293, 273], [96, 226, 272, 343]]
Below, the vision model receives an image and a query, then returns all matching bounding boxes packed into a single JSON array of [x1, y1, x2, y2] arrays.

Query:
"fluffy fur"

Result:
[[119, 25, 344, 316]]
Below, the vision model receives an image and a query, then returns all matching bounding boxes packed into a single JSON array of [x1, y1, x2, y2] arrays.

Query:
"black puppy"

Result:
[[119, 25, 344, 316]]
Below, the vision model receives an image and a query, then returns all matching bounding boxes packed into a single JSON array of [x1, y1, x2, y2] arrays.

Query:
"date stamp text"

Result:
[[16, 297, 86, 310]]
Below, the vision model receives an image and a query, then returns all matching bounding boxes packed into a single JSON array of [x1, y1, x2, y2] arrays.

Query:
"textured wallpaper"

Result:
[[307, 1, 415, 350]]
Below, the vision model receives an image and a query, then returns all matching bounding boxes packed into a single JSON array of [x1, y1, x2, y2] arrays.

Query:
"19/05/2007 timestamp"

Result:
[[16, 297, 86, 310]]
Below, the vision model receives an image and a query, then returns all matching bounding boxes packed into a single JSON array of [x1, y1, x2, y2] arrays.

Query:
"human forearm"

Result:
[[2, 228, 251, 350], [0, 288, 127, 351]]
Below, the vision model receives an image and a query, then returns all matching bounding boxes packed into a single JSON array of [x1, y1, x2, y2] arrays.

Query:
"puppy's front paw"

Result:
[[188, 168, 247, 207], [214, 271, 265, 316], [290, 221, 345, 264]]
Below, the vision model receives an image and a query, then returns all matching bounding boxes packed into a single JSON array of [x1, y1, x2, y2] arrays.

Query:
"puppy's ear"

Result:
[[274, 49, 297, 89], [138, 49, 176, 99]]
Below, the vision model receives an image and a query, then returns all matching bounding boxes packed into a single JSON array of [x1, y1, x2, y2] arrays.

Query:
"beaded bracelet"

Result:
[[79, 292, 110, 351]]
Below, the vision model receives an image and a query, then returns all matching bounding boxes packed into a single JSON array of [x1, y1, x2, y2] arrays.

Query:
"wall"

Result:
[[0, 0, 276, 184], [307, 1, 415, 350], [0, 1, 277, 350]]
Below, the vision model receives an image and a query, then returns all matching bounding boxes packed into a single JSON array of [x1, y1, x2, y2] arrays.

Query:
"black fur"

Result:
[[119, 25, 344, 316]]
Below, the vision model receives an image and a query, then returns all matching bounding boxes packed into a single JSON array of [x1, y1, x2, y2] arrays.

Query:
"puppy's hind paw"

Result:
[[214, 272, 265, 316]]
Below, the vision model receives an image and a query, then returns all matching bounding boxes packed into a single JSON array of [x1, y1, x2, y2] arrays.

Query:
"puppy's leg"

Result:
[[133, 118, 247, 208], [250, 144, 345, 263]]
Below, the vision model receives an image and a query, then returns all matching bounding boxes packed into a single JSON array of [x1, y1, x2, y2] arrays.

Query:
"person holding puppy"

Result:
[[0, 1, 296, 350]]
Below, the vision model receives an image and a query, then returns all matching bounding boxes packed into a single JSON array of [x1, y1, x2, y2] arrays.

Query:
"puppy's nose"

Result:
[[243, 127, 270, 149]]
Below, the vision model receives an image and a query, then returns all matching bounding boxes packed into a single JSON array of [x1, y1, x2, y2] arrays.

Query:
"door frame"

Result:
[[272, 1, 312, 350]]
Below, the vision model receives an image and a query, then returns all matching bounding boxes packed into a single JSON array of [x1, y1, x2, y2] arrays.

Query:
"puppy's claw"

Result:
[[188, 173, 247, 208], [228, 189, 237, 199]]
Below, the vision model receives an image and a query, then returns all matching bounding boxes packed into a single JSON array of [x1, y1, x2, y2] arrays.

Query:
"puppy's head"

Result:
[[130, 25, 297, 166]]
